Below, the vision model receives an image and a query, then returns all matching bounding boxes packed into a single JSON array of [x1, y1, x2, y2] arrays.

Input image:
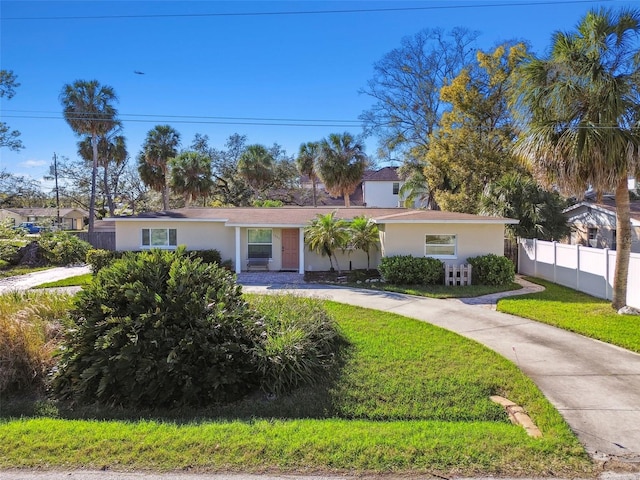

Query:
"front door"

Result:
[[281, 229, 299, 271]]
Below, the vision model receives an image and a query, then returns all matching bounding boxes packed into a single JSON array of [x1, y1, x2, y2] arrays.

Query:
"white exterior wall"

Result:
[[303, 246, 381, 272], [566, 206, 640, 253], [116, 220, 236, 263], [0, 210, 22, 225], [379, 223, 505, 266], [363, 181, 404, 208]]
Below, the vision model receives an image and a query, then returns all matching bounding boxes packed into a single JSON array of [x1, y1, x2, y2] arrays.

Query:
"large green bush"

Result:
[[38, 232, 91, 266], [378, 255, 443, 285], [248, 294, 342, 396], [467, 254, 515, 286], [189, 249, 222, 265], [85, 249, 122, 274], [53, 248, 261, 407]]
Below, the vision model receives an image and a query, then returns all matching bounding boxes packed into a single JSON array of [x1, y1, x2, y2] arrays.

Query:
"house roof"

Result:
[[2, 207, 88, 218], [564, 200, 640, 226], [108, 207, 518, 226], [363, 166, 400, 182]]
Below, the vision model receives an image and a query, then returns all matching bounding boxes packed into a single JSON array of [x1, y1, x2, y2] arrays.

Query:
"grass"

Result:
[[497, 277, 640, 354], [34, 273, 93, 289], [0, 297, 592, 477], [361, 281, 522, 298]]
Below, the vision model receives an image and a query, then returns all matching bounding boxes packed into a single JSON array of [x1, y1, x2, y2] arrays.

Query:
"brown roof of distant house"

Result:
[[111, 207, 517, 225], [363, 166, 399, 182], [564, 199, 640, 223], [2, 207, 88, 218]]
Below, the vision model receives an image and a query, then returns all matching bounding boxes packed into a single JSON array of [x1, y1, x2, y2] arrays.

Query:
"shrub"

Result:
[[247, 293, 342, 396], [38, 232, 91, 266], [0, 291, 74, 395], [467, 254, 515, 286], [378, 255, 443, 285], [52, 248, 261, 408], [86, 249, 121, 274], [189, 249, 222, 265]]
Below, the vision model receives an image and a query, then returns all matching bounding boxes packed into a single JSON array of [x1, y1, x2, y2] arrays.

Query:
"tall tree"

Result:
[[480, 173, 570, 241], [138, 125, 180, 211], [60, 80, 118, 233], [317, 132, 368, 207], [237, 144, 275, 194], [169, 151, 213, 207], [78, 131, 127, 216], [360, 28, 479, 160], [348, 216, 379, 270], [0, 70, 24, 151], [305, 211, 350, 273], [425, 43, 528, 213], [297, 142, 321, 207], [512, 8, 640, 310]]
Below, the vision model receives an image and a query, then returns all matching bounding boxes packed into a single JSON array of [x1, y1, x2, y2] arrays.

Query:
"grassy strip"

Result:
[[497, 277, 640, 354], [34, 273, 93, 289], [0, 300, 592, 476], [358, 281, 522, 298], [0, 418, 589, 475]]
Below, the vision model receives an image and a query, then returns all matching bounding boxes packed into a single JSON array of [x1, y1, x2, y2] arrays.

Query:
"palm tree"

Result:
[[60, 80, 118, 232], [237, 144, 274, 194], [317, 132, 368, 207], [169, 151, 213, 207], [138, 125, 180, 210], [512, 7, 640, 310], [78, 132, 127, 217], [297, 141, 320, 207], [480, 173, 570, 241], [305, 211, 350, 272], [348, 216, 379, 270]]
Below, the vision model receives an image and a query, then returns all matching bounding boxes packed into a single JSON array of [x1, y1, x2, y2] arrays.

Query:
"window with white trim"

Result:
[[425, 234, 456, 258], [248, 228, 272, 259], [141, 228, 177, 247]]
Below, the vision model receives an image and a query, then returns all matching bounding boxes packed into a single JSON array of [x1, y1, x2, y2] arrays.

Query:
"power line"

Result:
[[1, 113, 361, 128], [3, 0, 612, 21], [2, 109, 360, 124]]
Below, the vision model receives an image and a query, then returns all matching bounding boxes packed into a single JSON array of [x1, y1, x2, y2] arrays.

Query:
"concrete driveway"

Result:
[[243, 283, 640, 464]]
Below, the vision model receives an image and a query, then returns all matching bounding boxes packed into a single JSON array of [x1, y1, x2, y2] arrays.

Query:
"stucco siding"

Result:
[[380, 223, 505, 265], [363, 181, 403, 208], [116, 221, 236, 261], [304, 246, 381, 272]]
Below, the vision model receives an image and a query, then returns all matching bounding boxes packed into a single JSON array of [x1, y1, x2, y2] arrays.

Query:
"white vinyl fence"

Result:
[[518, 238, 640, 309]]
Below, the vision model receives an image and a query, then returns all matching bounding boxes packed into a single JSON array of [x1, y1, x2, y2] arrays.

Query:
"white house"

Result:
[[107, 207, 517, 274]]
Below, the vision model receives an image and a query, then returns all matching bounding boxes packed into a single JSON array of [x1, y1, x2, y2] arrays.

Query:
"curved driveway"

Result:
[[243, 282, 640, 463]]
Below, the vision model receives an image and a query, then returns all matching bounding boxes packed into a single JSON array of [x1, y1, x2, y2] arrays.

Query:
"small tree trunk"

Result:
[[312, 178, 317, 207], [88, 134, 99, 234], [103, 165, 115, 217], [343, 188, 351, 208], [612, 177, 631, 310], [162, 165, 170, 211]]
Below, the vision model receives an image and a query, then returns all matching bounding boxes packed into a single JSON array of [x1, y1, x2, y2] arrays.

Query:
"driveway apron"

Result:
[[242, 283, 640, 462]]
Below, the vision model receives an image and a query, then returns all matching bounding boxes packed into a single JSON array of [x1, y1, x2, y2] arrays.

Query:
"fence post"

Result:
[[533, 238, 538, 278], [553, 241, 557, 283], [603, 248, 610, 300], [576, 245, 581, 290], [517, 237, 521, 274]]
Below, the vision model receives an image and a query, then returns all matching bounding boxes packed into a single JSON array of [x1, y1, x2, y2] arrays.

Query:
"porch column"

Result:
[[298, 227, 305, 275], [235, 227, 241, 274]]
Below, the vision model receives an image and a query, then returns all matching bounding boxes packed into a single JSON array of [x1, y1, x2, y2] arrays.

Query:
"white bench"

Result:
[[247, 257, 270, 271]]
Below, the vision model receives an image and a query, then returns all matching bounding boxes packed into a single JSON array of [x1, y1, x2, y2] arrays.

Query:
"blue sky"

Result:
[[0, 0, 632, 194]]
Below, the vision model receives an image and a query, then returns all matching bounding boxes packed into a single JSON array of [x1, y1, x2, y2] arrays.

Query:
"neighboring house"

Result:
[[107, 207, 517, 274], [563, 199, 640, 253], [361, 167, 406, 208], [0, 207, 88, 230]]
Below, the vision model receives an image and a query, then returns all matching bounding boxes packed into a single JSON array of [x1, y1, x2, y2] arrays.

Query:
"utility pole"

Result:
[[52, 153, 60, 228]]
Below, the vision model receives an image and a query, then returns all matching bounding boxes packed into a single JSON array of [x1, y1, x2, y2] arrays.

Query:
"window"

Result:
[[612, 229, 617, 251], [588, 227, 598, 247], [248, 228, 272, 259], [425, 234, 456, 258], [141, 228, 177, 247], [392, 182, 400, 195]]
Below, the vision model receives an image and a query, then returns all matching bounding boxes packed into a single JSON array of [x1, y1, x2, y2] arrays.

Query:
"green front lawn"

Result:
[[34, 273, 93, 289], [497, 277, 640, 354], [0, 300, 592, 476]]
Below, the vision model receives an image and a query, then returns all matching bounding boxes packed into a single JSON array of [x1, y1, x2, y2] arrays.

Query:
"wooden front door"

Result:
[[281, 229, 299, 271]]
